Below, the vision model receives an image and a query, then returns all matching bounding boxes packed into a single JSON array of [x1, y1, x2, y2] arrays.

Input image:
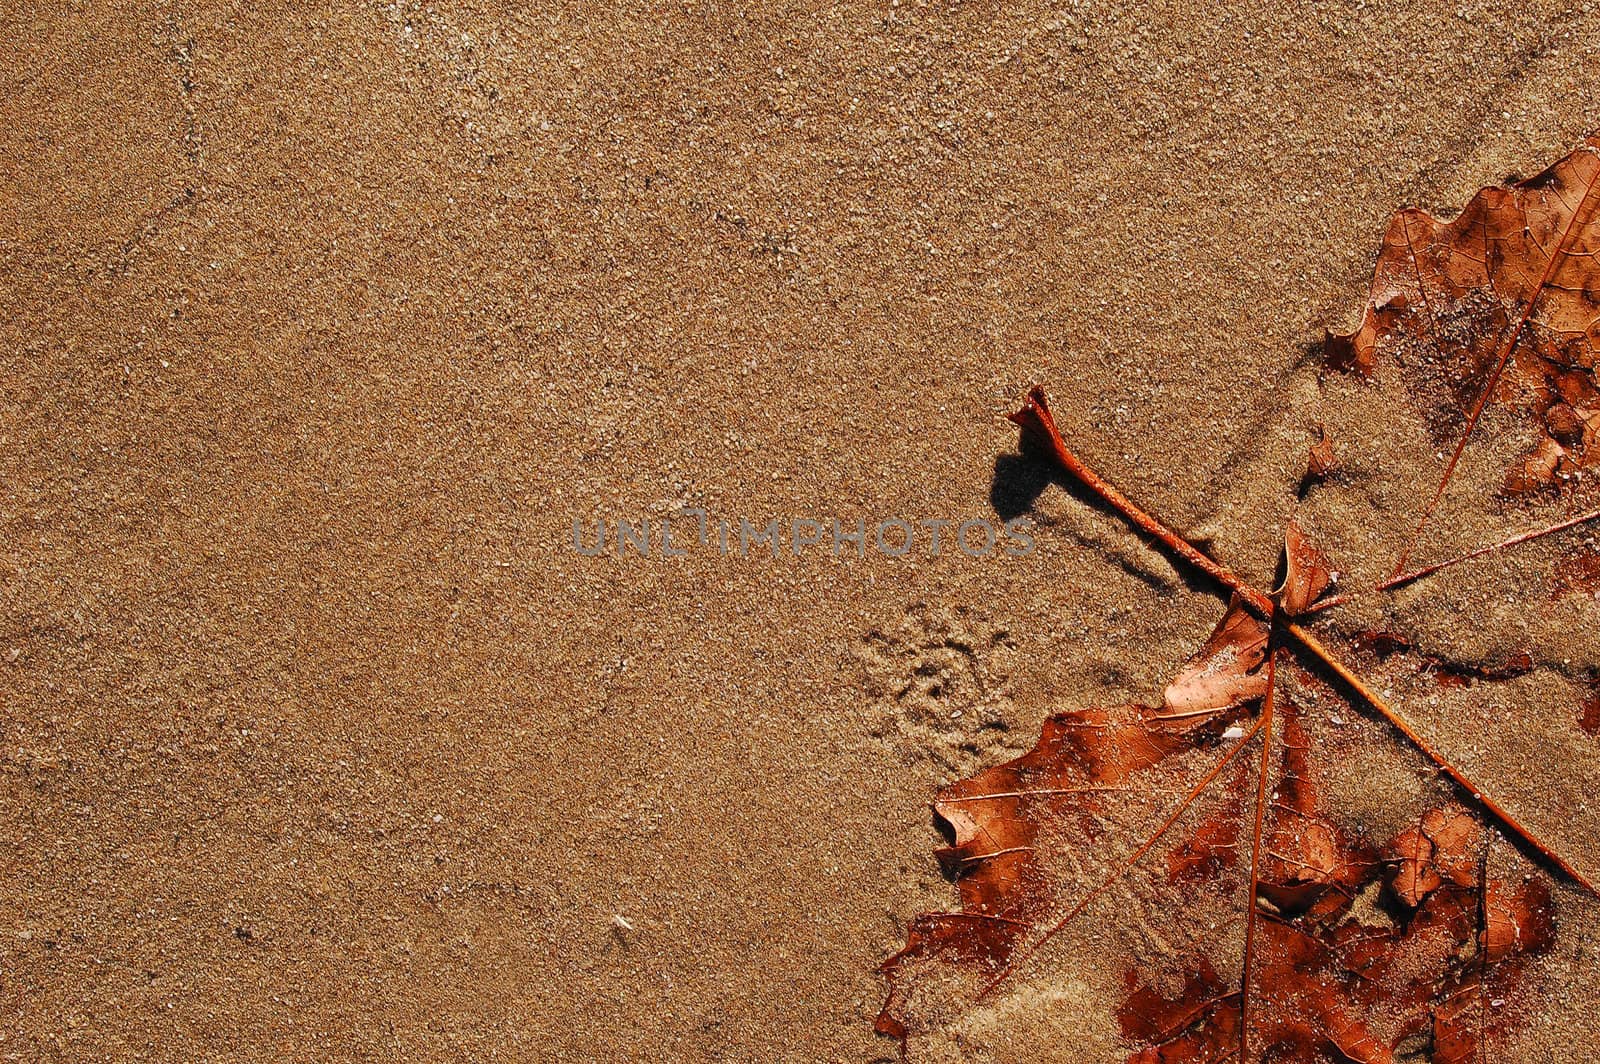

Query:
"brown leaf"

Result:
[[1327, 137, 1600, 501], [1162, 596, 1270, 717], [881, 138, 1600, 1060], [1255, 707, 1374, 920], [878, 566, 1558, 1059], [1275, 519, 1336, 617], [877, 689, 1259, 1034], [1167, 763, 1247, 884], [1117, 960, 1238, 1063], [1580, 676, 1600, 737]]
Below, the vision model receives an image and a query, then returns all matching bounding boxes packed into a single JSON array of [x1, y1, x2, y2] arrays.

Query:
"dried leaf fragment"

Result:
[[1306, 425, 1338, 481], [1386, 805, 1479, 908], [1275, 519, 1337, 616], [1328, 136, 1600, 502], [1162, 596, 1270, 718]]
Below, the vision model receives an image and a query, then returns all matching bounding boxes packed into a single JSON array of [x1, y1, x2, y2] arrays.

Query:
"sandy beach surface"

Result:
[[7, 1, 1600, 1060]]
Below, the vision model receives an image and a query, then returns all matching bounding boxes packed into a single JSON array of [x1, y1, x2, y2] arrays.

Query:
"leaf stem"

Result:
[[1010, 386, 1598, 896], [1008, 387, 1273, 617], [1285, 621, 1596, 893], [1476, 835, 1491, 1064], [1239, 646, 1278, 1064], [1380, 506, 1600, 590]]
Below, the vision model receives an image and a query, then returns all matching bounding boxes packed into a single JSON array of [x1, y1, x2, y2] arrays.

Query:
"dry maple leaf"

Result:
[[880, 136, 1600, 1062]]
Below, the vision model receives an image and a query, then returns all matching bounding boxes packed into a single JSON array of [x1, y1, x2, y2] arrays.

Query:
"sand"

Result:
[[6, 1, 1600, 1060]]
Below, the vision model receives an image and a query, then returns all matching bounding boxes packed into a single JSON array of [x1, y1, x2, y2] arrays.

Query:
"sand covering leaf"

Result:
[[879, 137, 1600, 1061]]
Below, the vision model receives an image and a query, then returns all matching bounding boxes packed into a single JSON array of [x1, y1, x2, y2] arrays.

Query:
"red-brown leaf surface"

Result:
[[879, 138, 1600, 1061], [1326, 135, 1600, 578], [1327, 138, 1600, 497]]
